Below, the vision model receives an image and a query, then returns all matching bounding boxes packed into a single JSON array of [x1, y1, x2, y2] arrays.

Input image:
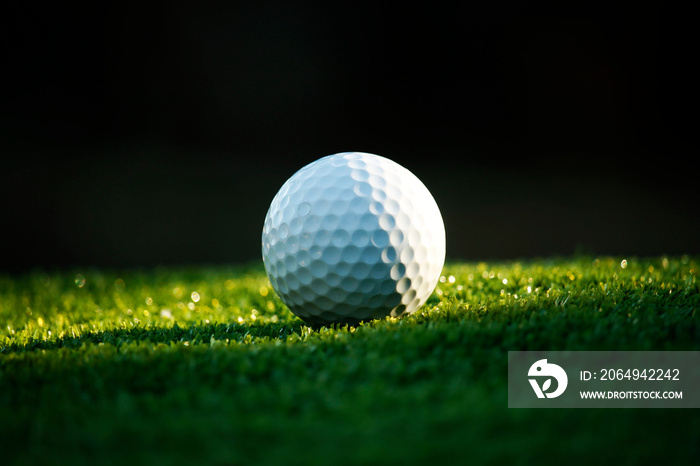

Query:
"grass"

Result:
[[1, 255, 698, 465]]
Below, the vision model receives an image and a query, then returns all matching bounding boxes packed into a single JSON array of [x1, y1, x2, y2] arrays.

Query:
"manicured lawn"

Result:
[[1, 256, 698, 465]]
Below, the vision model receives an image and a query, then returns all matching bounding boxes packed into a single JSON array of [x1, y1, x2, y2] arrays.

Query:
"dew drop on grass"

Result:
[[75, 274, 86, 288]]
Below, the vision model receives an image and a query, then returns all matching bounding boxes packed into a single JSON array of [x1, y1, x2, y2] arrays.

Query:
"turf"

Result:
[[1, 256, 698, 465]]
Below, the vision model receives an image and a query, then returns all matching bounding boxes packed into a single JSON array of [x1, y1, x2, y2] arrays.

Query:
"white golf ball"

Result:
[[262, 152, 446, 325]]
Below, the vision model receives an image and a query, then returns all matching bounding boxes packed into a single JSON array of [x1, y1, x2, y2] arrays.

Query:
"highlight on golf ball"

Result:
[[261, 152, 446, 325]]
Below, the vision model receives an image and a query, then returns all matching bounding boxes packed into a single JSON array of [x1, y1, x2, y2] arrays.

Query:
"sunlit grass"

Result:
[[1, 256, 698, 465]]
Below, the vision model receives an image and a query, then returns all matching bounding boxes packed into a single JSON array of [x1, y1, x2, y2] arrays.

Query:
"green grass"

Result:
[[1, 256, 698, 465]]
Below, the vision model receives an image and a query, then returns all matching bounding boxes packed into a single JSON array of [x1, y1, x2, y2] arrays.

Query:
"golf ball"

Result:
[[262, 152, 446, 325]]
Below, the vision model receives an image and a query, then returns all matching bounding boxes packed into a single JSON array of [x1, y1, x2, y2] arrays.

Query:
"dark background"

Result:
[[2, 2, 695, 272]]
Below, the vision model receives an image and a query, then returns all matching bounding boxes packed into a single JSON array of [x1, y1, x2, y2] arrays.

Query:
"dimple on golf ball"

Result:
[[261, 152, 446, 325]]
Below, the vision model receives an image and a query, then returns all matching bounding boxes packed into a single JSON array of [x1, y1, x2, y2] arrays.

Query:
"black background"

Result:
[[2, 2, 695, 272]]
